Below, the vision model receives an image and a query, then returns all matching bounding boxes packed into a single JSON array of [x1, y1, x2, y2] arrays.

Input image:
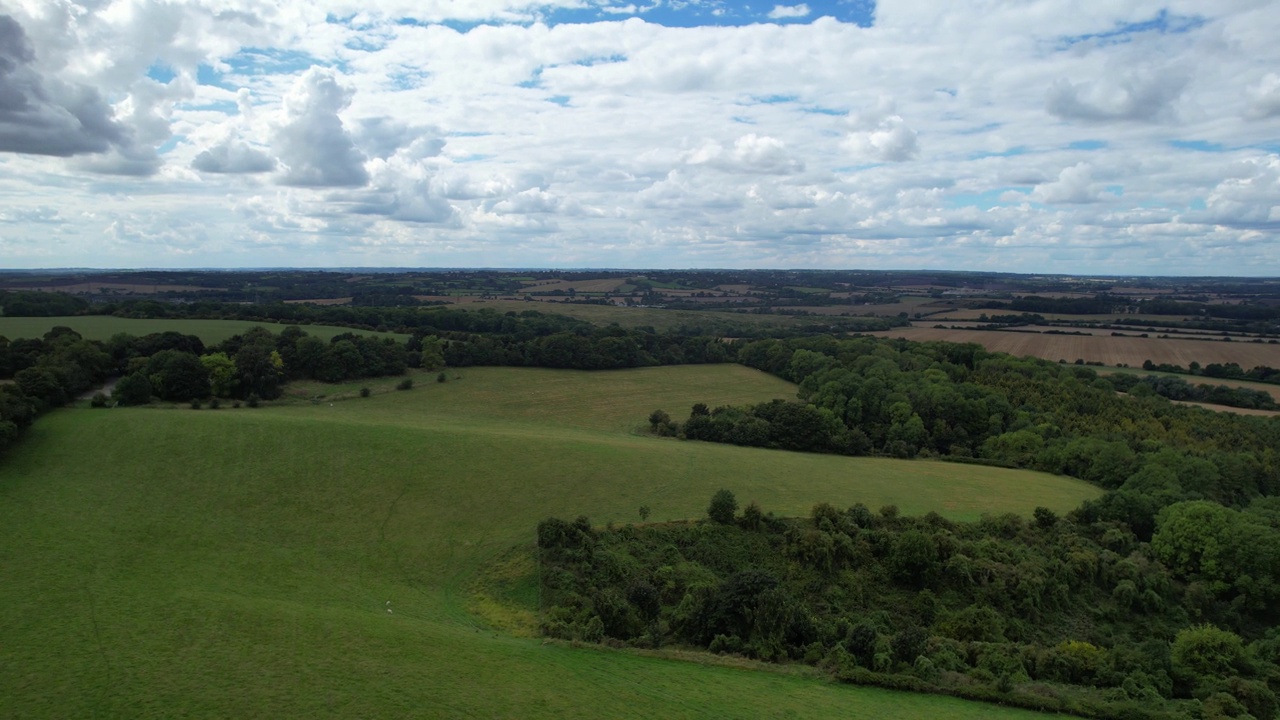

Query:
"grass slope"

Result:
[[0, 365, 1098, 719], [0, 316, 407, 344]]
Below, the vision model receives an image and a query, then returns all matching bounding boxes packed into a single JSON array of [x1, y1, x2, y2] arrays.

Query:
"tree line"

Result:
[[0, 315, 743, 459], [653, 335, 1280, 540], [538, 491, 1280, 719], [0, 326, 423, 456]]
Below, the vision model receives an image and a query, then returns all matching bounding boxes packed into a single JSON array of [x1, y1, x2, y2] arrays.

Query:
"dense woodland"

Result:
[[539, 494, 1280, 719], [538, 335, 1280, 719]]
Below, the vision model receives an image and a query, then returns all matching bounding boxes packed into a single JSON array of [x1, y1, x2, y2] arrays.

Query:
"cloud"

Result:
[[1198, 157, 1280, 228], [842, 105, 919, 163], [337, 154, 458, 224], [2, 2, 1280, 273], [271, 67, 369, 187], [0, 206, 63, 223], [1046, 69, 1188, 123], [767, 5, 810, 20], [1245, 73, 1280, 120], [75, 76, 192, 177], [490, 187, 561, 214], [0, 14, 128, 157], [353, 117, 445, 160], [192, 136, 275, 174], [1032, 163, 1104, 204], [638, 170, 744, 211], [686, 134, 804, 174]]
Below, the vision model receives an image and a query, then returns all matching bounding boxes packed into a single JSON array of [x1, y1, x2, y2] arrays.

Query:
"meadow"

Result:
[[450, 299, 830, 331], [0, 365, 1099, 718], [0, 316, 408, 343]]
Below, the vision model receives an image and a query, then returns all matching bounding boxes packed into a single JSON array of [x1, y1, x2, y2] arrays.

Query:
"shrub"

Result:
[[90, 392, 108, 408], [246, 393, 260, 408], [209, 397, 220, 409], [1171, 625, 1246, 684], [112, 372, 153, 406], [1033, 506, 1058, 529], [190, 398, 202, 409], [397, 378, 414, 391], [437, 372, 447, 383], [707, 489, 737, 525], [360, 387, 371, 397]]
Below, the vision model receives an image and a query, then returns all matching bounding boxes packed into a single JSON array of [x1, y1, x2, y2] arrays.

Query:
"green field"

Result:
[[461, 299, 834, 331], [0, 316, 408, 343], [0, 365, 1099, 718]]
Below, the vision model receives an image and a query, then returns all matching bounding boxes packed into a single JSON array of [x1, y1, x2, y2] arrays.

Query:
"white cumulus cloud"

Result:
[[767, 5, 810, 20], [271, 67, 370, 188]]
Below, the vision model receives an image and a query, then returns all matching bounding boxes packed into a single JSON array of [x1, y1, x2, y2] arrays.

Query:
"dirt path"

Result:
[[78, 377, 120, 400]]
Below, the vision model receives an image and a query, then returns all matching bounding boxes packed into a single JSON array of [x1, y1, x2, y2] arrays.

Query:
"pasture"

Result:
[[452, 299, 823, 331], [0, 365, 1099, 718], [869, 326, 1280, 369], [0, 316, 408, 344]]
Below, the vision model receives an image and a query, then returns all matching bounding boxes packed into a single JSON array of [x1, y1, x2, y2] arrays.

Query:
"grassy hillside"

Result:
[[0, 365, 1099, 718], [0, 315, 408, 344]]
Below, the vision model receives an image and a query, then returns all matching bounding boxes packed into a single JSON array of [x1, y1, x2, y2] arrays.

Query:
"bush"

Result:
[[209, 397, 220, 410], [648, 409, 677, 436], [437, 372, 447, 383], [190, 398, 202, 409], [1033, 506, 1058, 529], [360, 387, 371, 397], [112, 372, 153, 406], [708, 489, 737, 525], [246, 393, 260, 408], [397, 378, 414, 391], [90, 392, 108, 408]]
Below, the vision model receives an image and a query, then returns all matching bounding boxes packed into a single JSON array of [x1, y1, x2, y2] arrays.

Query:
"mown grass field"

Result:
[[0, 365, 1099, 718], [0, 316, 408, 343], [869, 326, 1280, 369]]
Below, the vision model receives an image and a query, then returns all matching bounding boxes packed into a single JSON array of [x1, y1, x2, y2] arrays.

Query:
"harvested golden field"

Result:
[[415, 294, 491, 303], [924, 308, 1199, 322], [283, 297, 352, 305], [1097, 368, 1280, 402], [1171, 400, 1280, 417], [868, 327, 1280, 368], [788, 297, 940, 317], [917, 323, 1252, 342], [520, 278, 631, 293]]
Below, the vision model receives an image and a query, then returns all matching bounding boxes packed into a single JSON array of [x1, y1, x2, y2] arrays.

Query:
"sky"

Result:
[[0, 1, 1278, 274]]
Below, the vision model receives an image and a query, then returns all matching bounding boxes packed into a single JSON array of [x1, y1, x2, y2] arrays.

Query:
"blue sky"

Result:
[[0, 0, 1278, 273]]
